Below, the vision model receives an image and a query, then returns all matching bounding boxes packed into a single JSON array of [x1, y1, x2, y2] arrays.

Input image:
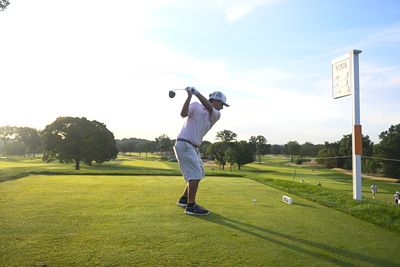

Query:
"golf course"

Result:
[[1, 154, 400, 266]]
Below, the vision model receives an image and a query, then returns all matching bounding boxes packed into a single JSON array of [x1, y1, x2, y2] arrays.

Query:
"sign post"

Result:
[[332, 49, 362, 200]]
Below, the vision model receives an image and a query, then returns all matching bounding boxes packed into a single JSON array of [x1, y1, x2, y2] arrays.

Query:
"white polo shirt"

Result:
[[177, 102, 221, 146]]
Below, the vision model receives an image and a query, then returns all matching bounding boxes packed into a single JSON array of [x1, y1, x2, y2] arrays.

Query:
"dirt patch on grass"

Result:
[[203, 160, 219, 168], [333, 168, 400, 183]]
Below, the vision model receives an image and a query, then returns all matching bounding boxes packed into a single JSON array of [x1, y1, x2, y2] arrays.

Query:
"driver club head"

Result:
[[169, 90, 176, 98]]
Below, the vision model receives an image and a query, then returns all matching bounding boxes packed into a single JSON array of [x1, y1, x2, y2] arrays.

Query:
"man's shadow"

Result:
[[196, 212, 397, 267]]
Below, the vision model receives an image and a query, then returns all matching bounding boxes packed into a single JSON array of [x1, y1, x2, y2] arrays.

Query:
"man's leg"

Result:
[[177, 180, 200, 207], [177, 181, 198, 207], [182, 184, 188, 198], [184, 179, 209, 215], [187, 180, 199, 204], [177, 185, 189, 207]]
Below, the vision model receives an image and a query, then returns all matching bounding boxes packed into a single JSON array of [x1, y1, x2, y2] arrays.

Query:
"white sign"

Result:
[[332, 54, 351, 99], [282, 195, 293, 204]]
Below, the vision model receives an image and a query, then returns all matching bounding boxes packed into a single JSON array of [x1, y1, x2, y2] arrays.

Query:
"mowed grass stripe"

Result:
[[0, 175, 399, 266]]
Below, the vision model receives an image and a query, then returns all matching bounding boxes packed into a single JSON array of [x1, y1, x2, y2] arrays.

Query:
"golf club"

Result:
[[169, 88, 187, 98]]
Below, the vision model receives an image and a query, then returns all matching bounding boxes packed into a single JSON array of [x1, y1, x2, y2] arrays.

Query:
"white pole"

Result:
[[351, 49, 362, 200]]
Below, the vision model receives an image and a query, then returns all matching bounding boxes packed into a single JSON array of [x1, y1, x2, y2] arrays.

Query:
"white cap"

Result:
[[209, 91, 229, 107]]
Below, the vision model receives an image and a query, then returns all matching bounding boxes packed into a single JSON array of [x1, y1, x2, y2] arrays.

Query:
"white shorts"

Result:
[[173, 141, 204, 181]]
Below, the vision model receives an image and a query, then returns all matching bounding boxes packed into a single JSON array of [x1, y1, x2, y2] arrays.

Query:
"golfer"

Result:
[[394, 191, 400, 205], [174, 87, 229, 215], [370, 183, 378, 199]]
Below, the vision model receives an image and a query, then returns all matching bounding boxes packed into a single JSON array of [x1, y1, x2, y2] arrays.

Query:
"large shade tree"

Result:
[[42, 117, 118, 170]]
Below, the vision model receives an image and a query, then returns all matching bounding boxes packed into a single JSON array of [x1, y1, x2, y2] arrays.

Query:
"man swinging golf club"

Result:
[[174, 87, 229, 215]]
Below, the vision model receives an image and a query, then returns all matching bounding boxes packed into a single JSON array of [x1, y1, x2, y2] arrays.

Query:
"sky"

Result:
[[1, 0, 399, 145]]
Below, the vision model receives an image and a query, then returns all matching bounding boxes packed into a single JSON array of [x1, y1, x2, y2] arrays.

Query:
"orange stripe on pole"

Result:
[[354, 125, 362, 155]]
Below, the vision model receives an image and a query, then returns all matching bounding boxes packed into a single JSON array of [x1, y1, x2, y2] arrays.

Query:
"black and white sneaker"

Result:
[[177, 197, 187, 208], [185, 204, 210, 216]]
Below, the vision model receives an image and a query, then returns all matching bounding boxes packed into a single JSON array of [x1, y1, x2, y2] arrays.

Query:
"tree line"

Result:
[[0, 117, 118, 170], [1, 120, 400, 178], [118, 127, 400, 178]]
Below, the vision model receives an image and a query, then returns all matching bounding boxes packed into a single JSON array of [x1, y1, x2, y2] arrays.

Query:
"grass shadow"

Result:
[[196, 213, 397, 267], [292, 202, 316, 208], [0, 172, 31, 183]]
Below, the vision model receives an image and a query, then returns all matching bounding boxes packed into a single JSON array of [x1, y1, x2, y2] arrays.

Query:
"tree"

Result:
[[116, 138, 156, 156], [209, 130, 238, 169], [198, 140, 212, 159], [216, 130, 237, 142], [299, 142, 318, 157], [208, 142, 230, 170], [42, 117, 118, 170], [0, 126, 16, 156], [285, 141, 300, 163], [15, 127, 42, 157], [270, 144, 283, 154], [338, 134, 374, 170], [142, 141, 157, 157], [86, 120, 119, 165], [339, 134, 352, 169], [362, 135, 374, 157], [316, 142, 340, 168], [3, 140, 25, 156], [155, 134, 173, 160], [0, 126, 42, 156], [0, 126, 16, 138], [364, 157, 380, 174], [226, 141, 255, 170], [249, 135, 267, 164], [376, 124, 400, 178]]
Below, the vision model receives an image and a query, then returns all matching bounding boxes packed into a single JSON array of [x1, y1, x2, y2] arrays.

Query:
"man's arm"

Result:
[[180, 91, 193, 118], [189, 87, 213, 115]]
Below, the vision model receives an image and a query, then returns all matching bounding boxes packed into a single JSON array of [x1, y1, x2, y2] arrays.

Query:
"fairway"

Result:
[[1, 175, 399, 266]]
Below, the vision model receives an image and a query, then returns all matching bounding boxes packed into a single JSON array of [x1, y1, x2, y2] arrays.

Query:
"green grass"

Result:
[[1, 175, 400, 266], [240, 160, 400, 203], [1, 155, 400, 265], [0, 155, 176, 178], [237, 158, 400, 234], [0, 156, 240, 183], [250, 177, 400, 233]]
